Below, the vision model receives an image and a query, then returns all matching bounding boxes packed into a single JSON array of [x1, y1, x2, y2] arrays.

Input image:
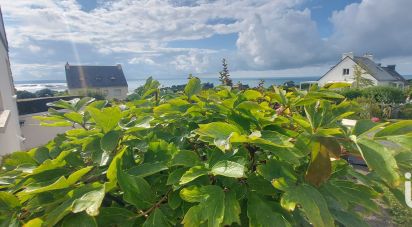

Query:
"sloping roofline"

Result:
[[318, 56, 405, 82], [65, 64, 128, 89]]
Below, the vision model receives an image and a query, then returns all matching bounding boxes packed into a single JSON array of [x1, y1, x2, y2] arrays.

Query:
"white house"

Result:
[[65, 63, 128, 100], [317, 52, 406, 88], [0, 8, 22, 155]]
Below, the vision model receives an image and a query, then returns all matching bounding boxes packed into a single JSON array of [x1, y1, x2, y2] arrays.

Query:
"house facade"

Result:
[[65, 63, 128, 100], [0, 8, 22, 155], [318, 53, 406, 88]]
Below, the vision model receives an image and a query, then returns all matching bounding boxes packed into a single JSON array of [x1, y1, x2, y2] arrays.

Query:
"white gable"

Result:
[[318, 57, 377, 86]]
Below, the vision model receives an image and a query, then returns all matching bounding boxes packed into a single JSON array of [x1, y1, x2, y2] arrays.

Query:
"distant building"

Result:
[[65, 63, 128, 99], [318, 52, 406, 88], [0, 7, 22, 155]]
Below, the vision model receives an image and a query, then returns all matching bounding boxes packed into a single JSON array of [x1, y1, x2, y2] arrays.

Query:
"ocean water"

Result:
[[14, 76, 320, 93]]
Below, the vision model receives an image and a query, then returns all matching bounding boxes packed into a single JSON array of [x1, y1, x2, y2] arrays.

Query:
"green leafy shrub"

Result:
[[354, 97, 384, 119], [16, 90, 36, 99], [399, 104, 412, 119], [362, 86, 405, 103], [35, 88, 57, 98], [338, 88, 363, 100], [1, 78, 412, 226]]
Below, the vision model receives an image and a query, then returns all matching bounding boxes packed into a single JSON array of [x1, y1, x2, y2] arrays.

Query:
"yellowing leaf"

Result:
[[305, 140, 332, 187]]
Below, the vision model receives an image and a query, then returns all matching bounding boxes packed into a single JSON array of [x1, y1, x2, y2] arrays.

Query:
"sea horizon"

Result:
[[14, 75, 412, 93], [14, 76, 323, 92]]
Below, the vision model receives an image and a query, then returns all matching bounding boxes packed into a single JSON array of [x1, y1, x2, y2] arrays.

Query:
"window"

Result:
[[342, 68, 350, 75]]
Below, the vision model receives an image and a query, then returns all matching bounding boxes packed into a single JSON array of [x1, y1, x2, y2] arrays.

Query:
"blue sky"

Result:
[[1, 0, 412, 81]]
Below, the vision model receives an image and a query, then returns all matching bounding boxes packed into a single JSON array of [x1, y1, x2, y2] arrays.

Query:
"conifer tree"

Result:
[[219, 58, 233, 87]]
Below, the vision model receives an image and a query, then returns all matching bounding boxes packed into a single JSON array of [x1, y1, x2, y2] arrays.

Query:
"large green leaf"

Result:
[[96, 207, 136, 227], [181, 185, 225, 227], [375, 120, 412, 138], [211, 160, 245, 178], [143, 208, 171, 227], [305, 140, 332, 187], [356, 138, 400, 187], [17, 176, 70, 201], [171, 150, 200, 167], [322, 180, 379, 213], [127, 162, 168, 178], [331, 209, 369, 227], [0, 192, 20, 211], [222, 191, 241, 226], [180, 166, 209, 185], [248, 193, 290, 227], [180, 186, 208, 203], [63, 112, 83, 124], [182, 205, 203, 227], [42, 185, 102, 226], [117, 168, 156, 209], [281, 184, 334, 227], [185, 77, 202, 99], [197, 122, 239, 136], [72, 186, 105, 216], [87, 106, 121, 133], [66, 166, 93, 185], [243, 90, 263, 100], [61, 212, 97, 227], [100, 131, 121, 153], [100, 130, 121, 166]]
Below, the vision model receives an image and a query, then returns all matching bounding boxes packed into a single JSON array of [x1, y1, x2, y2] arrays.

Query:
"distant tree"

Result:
[[202, 82, 214, 89], [35, 88, 56, 97], [353, 65, 374, 88], [188, 74, 194, 79], [283, 80, 296, 88], [219, 58, 233, 87], [55, 90, 69, 97], [16, 90, 36, 99], [257, 79, 265, 91]]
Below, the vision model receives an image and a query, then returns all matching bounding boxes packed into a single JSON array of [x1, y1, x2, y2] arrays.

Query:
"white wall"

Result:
[[69, 86, 128, 100], [0, 40, 22, 155], [20, 112, 71, 150], [318, 57, 378, 86]]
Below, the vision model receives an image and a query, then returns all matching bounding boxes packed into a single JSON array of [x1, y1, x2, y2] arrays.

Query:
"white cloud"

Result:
[[171, 50, 211, 73], [329, 0, 412, 57], [11, 63, 62, 80], [1, 0, 412, 80], [128, 57, 157, 65], [28, 45, 41, 53]]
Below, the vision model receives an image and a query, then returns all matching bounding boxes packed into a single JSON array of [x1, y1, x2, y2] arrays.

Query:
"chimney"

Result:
[[342, 52, 354, 60], [65, 62, 70, 70], [363, 53, 373, 61], [116, 64, 122, 70], [387, 64, 396, 71]]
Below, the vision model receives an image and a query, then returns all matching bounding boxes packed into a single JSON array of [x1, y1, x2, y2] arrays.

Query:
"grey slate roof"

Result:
[[382, 66, 406, 82], [353, 57, 405, 82], [65, 65, 128, 89]]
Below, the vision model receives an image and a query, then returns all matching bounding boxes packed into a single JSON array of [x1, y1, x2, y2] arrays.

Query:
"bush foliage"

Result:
[[1, 78, 412, 226], [339, 86, 406, 104]]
